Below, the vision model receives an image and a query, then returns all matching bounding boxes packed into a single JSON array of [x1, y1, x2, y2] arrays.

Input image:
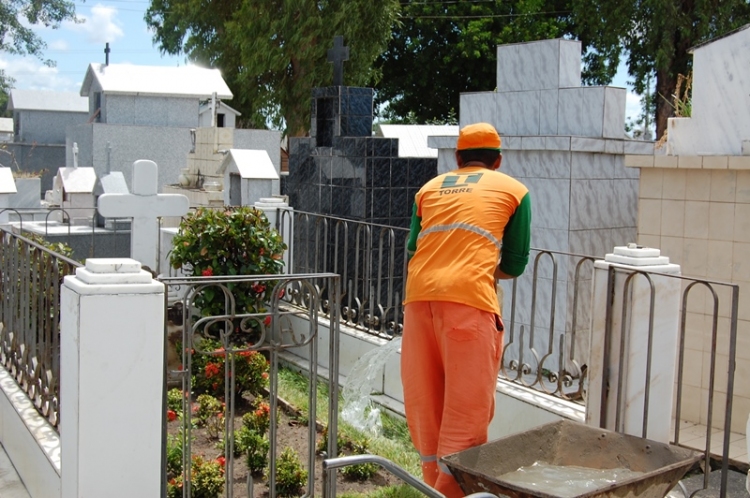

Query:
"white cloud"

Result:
[[64, 4, 124, 44], [49, 39, 69, 51], [0, 56, 80, 92]]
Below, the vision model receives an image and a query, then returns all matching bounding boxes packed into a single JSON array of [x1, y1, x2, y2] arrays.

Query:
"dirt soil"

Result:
[[168, 395, 401, 498]]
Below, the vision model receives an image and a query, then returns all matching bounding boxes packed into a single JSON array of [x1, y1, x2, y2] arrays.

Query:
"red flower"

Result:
[[217, 456, 226, 467], [259, 248, 265, 256], [261, 372, 269, 380], [212, 382, 219, 391], [205, 362, 220, 379], [264, 315, 272, 326], [278, 289, 285, 298], [167, 409, 178, 422], [202, 267, 214, 277]]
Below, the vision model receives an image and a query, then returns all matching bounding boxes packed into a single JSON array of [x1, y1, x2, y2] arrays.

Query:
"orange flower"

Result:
[[167, 409, 178, 422], [264, 315, 272, 326], [217, 456, 226, 467], [205, 362, 220, 379], [261, 372, 269, 380]]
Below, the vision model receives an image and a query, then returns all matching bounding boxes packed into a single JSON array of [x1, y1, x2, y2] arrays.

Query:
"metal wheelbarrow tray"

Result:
[[441, 420, 702, 498]]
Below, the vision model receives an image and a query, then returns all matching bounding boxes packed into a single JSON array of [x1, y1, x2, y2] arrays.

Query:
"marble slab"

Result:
[[580, 86, 606, 137], [540, 89, 559, 135], [603, 87, 627, 139], [496, 39, 582, 92], [459, 93, 497, 129], [558, 88, 584, 136]]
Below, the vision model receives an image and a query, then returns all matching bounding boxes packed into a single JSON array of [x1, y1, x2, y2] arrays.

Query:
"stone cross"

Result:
[[98, 160, 189, 272], [72, 142, 79, 168], [327, 35, 349, 86]]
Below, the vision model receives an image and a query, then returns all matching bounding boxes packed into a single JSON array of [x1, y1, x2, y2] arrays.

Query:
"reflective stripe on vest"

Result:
[[418, 453, 437, 463], [417, 222, 503, 253], [438, 461, 453, 475]]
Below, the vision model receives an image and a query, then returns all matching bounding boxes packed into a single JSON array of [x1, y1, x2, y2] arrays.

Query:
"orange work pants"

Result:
[[401, 301, 503, 498]]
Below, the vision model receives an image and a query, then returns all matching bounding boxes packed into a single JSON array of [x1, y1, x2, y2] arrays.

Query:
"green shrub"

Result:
[[167, 388, 186, 413], [243, 429, 270, 475], [194, 394, 223, 429], [166, 434, 184, 478], [272, 447, 308, 497], [341, 438, 379, 481]]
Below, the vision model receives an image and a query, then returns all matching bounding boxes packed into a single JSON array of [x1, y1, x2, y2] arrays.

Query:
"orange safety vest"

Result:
[[404, 166, 529, 315]]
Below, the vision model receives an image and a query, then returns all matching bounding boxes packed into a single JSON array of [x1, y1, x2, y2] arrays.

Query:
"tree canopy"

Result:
[[145, 0, 400, 136], [373, 0, 573, 124], [0, 0, 78, 91], [569, 0, 750, 138]]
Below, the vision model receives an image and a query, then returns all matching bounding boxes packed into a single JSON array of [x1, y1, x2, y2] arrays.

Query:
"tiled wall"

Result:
[[631, 155, 750, 433]]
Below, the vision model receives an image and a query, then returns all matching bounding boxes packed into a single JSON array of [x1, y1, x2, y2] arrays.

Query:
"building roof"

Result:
[[8, 89, 88, 113], [0, 118, 12, 133], [57, 167, 97, 193], [0, 168, 17, 194], [199, 101, 241, 117], [218, 149, 278, 179], [81, 63, 233, 99], [379, 124, 459, 158]]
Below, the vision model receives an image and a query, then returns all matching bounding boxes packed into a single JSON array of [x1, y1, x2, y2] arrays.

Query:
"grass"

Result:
[[276, 367, 422, 497]]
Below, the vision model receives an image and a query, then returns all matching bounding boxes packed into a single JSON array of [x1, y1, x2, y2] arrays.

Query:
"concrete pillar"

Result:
[[586, 245, 681, 443], [255, 197, 294, 273], [60, 258, 165, 498]]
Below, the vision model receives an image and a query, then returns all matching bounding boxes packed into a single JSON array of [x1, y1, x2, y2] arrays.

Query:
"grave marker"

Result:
[[98, 159, 189, 271], [327, 35, 349, 86]]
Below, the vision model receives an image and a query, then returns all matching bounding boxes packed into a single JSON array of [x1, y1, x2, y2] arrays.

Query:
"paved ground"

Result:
[[0, 443, 30, 498], [667, 469, 750, 498]]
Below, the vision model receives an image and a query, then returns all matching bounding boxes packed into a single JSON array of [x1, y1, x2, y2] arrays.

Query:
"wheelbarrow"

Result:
[[323, 420, 702, 498]]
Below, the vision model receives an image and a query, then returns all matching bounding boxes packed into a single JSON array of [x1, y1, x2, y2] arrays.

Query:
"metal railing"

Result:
[[280, 210, 594, 400], [595, 266, 740, 498], [0, 227, 82, 429], [160, 273, 342, 498]]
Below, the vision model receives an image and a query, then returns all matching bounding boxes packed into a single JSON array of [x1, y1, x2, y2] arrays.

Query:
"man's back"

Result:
[[405, 165, 529, 315]]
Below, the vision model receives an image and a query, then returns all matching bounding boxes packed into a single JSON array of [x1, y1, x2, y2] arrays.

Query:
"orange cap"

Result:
[[456, 122, 502, 151]]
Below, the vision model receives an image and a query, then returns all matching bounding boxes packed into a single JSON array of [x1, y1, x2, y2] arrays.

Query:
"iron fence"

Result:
[[160, 272, 342, 498], [0, 227, 82, 429]]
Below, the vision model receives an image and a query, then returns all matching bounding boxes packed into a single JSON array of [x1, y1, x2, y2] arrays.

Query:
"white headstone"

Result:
[[98, 160, 189, 271], [0, 168, 17, 224]]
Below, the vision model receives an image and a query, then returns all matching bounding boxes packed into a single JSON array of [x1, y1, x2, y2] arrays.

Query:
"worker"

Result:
[[401, 122, 531, 498]]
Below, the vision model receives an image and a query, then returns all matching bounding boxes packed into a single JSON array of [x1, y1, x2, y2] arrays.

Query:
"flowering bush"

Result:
[[242, 397, 271, 434], [190, 338, 270, 398], [167, 455, 224, 498], [169, 207, 287, 338]]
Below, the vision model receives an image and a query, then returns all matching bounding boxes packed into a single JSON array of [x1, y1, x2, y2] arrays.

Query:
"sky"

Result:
[[1, 1, 646, 125]]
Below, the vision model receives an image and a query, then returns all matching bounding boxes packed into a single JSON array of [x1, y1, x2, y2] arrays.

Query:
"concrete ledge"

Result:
[[277, 309, 586, 440], [0, 365, 61, 498]]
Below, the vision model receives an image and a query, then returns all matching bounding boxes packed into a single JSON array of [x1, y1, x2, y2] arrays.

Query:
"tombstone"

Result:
[[95, 143, 130, 229], [47, 143, 98, 225], [98, 160, 189, 272], [0, 168, 17, 223], [219, 149, 279, 206], [284, 36, 438, 304]]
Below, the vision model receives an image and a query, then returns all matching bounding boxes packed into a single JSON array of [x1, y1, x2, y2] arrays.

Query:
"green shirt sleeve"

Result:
[[407, 202, 421, 257], [500, 192, 531, 277]]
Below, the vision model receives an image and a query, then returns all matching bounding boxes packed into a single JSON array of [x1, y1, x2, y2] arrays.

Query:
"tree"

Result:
[[145, 0, 400, 136], [570, 0, 750, 139], [373, 0, 572, 123], [0, 0, 79, 90]]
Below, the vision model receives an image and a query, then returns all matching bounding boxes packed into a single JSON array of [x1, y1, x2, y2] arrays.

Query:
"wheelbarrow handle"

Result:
[[322, 454, 497, 498]]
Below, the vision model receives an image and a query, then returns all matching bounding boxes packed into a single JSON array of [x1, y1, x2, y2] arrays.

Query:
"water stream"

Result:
[[341, 337, 403, 435], [498, 462, 645, 497]]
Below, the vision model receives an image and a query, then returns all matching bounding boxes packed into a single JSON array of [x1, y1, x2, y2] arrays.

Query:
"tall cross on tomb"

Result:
[[327, 35, 349, 86], [98, 159, 189, 272]]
